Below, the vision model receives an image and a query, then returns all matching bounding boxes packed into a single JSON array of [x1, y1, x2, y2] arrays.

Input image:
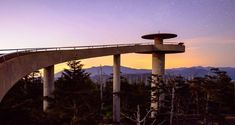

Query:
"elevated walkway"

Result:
[[0, 42, 184, 102]]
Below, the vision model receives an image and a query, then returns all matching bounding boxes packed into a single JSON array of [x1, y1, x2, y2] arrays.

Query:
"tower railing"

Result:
[[0, 42, 182, 63], [0, 42, 152, 54]]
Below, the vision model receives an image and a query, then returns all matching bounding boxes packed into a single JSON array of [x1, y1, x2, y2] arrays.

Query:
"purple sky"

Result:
[[0, 0, 234, 68]]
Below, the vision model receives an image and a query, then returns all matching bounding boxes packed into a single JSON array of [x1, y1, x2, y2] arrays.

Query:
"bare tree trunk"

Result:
[[137, 105, 141, 125], [234, 82, 235, 102], [170, 87, 175, 125], [204, 93, 209, 125], [196, 94, 199, 114], [99, 65, 104, 110]]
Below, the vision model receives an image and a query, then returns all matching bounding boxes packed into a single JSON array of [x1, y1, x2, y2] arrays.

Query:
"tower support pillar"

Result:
[[151, 52, 165, 117], [113, 54, 121, 124], [43, 65, 54, 111]]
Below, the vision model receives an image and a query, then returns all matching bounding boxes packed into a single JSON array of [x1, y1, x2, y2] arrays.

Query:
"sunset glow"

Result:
[[0, 0, 234, 71]]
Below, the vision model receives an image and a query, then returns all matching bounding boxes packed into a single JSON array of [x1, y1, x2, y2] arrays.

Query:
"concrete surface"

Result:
[[0, 44, 184, 101]]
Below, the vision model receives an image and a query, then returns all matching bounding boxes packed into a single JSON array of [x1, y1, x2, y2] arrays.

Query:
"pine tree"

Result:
[[47, 60, 101, 125]]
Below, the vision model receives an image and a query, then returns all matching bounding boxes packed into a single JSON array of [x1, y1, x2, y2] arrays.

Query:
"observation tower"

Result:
[[141, 33, 185, 117]]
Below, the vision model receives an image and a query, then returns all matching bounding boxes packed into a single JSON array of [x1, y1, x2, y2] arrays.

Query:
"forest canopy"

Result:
[[0, 61, 234, 125]]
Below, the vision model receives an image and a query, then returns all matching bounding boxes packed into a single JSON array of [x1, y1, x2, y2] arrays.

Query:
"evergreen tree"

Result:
[[47, 60, 101, 125]]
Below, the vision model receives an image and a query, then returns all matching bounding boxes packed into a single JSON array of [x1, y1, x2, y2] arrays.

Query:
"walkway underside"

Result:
[[0, 43, 184, 101]]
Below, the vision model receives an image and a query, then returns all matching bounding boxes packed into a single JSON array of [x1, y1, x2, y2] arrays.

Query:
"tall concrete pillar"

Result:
[[113, 54, 121, 124], [152, 53, 165, 75], [151, 52, 165, 117], [141, 33, 182, 118], [43, 65, 54, 111], [151, 36, 165, 117]]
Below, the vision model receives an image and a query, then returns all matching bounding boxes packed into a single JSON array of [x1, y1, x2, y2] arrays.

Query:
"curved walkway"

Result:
[[0, 43, 184, 101]]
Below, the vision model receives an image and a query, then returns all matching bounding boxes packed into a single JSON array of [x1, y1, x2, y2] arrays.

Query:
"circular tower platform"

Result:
[[141, 33, 177, 40], [138, 32, 184, 54]]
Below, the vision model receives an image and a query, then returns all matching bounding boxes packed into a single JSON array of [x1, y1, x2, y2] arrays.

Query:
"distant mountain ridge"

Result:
[[55, 66, 235, 80], [166, 66, 235, 80], [85, 65, 150, 76], [85, 66, 235, 79]]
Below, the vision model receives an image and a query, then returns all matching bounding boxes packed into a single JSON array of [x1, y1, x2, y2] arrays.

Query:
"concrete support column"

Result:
[[141, 33, 179, 118], [43, 65, 54, 111], [151, 52, 165, 117], [154, 37, 163, 44], [152, 53, 165, 75], [113, 54, 121, 124]]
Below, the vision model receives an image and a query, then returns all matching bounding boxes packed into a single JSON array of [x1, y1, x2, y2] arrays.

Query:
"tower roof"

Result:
[[142, 33, 177, 40]]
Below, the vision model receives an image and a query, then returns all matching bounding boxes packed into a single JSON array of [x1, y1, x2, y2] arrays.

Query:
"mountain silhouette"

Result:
[[55, 66, 235, 80]]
